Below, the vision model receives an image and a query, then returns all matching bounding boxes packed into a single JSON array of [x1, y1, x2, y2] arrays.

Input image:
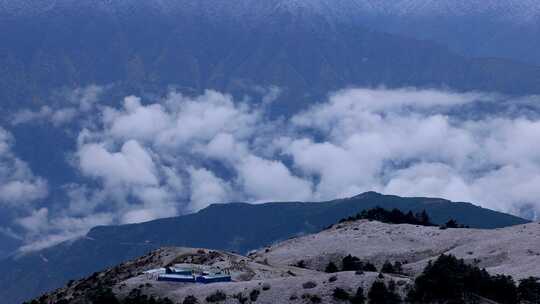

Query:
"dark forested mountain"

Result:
[[0, 192, 528, 304], [1, 0, 540, 114]]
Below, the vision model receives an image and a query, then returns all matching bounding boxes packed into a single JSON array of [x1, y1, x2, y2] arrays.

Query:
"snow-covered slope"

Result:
[[32, 220, 540, 303], [34, 246, 412, 304], [254, 220, 540, 280]]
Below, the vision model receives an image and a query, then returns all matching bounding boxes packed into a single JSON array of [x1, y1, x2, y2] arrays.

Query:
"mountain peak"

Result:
[[349, 191, 383, 199]]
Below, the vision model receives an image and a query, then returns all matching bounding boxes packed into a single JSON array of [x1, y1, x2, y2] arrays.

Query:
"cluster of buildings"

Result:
[[144, 265, 232, 284]]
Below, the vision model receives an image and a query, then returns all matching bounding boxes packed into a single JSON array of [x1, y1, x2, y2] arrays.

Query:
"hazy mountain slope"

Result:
[[0, 232, 21, 260], [348, 0, 540, 65], [32, 220, 540, 304], [0, 192, 528, 304], [1, 0, 540, 113]]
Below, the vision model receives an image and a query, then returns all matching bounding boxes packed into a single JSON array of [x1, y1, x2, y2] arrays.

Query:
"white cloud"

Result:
[[78, 140, 159, 186], [282, 139, 375, 199], [13, 87, 540, 252], [71, 88, 540, 219], [64, 85, 104, 112], [76, 139, 181, 224], [236, 155, 312, 202], [11, 106, 53, 125], [0, 127, 48, 206], [16, 208, 49, 234], [383, 163, 473, 202], [11, 85, 104, 126], [50, 107, 78, 126], [104, 96, 172, 141], [285, 88, 540, 217], [188, 167, 231, 212], [0, 180, 48, 204], [16, 211, 114, 253]]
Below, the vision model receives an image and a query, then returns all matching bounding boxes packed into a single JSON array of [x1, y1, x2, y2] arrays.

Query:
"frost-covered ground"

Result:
[[123, 271, 409, 304], [114, 246, 410, 303], [39, 220, 540, 303], [115, 221, 540, 303], [254, 220, 540, 280]]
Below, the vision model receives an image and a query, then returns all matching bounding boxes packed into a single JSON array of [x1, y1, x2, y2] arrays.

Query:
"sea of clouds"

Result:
[[2, 86, 540, 252]]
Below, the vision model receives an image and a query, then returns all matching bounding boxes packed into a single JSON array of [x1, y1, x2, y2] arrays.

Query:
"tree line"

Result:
[[331, 254, 540, 304], [339, 207, 468, 229]]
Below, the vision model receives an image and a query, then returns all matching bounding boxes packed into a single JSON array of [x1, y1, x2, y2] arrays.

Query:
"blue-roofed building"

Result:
[[196, 274, 232, 284], [157, 274, 196, 283], [168, 267, 193, 276], [152, 265, 232, 284]]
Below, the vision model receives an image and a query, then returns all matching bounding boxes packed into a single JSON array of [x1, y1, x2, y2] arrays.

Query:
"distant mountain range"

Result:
[[0, 192, 528, 304], [1, 0, 540, 113]]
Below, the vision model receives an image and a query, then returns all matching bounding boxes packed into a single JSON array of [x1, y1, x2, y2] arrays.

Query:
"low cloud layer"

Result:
[[284, 89, 540, 215], [6, 87, 540, 252], [11, 85, 104, 126]]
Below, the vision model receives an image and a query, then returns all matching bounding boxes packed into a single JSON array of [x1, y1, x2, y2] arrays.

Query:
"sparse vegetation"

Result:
[[407, 254, 519, 304], [302, 281, 318, 289], [381, 261, 404, 275], [332, 287, 350, 300], [205, 290, 227, 303], [442, 219, 469, 229], [232, 292, 248, 304], [350, 287, 366, 304], [123, 288, 174, 304], [363, 262, 377, 272], [339, 207, 434, 226], [183, 295, 199, 304], [249, 289, 260, 302], [368, 281, 402, 304], [310, 295, 322, 303], [342, 255, 363, 271], [342, 255, 378, 272], [325, 255, 378, 274], [325, 261, 339, 273], [301, 293, 322, 303], [518, 277, 540, 303], [85, 284, 120, 304], [294, 260, 307, 268]]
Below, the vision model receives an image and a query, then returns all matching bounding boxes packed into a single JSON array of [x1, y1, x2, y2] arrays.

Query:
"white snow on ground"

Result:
[[125, 271, 409, 304], [255, 220, 540, 280], [114, 246, 411, 303], [114, 221, 540, 303], [42, 221, 540, 303]]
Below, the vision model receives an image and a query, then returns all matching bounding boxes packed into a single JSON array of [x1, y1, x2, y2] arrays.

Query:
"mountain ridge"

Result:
[[28, 219, 540, 304], [0, 192, 528, 304], [2, 0, 540, 113], [2, 0, 540, 21]]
